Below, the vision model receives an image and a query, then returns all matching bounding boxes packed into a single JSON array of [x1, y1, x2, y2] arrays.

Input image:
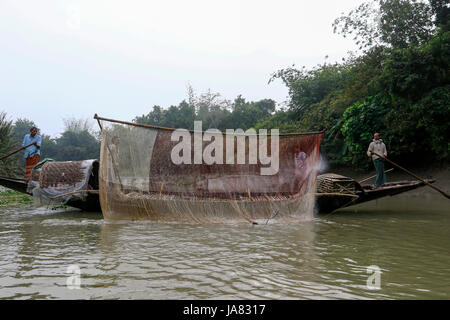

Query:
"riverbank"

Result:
[[0, 187, 33, 207]]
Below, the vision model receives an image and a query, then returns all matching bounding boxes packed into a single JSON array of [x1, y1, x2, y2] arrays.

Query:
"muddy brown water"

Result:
[[0, 194, 449, 299]]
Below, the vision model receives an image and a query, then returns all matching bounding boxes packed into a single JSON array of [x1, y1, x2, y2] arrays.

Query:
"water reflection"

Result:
[[0, 195, 449, 299], [97, 221, 323, 299]]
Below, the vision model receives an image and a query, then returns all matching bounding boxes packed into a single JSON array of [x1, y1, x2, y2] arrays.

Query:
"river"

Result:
[[0, 195, 449, 299]]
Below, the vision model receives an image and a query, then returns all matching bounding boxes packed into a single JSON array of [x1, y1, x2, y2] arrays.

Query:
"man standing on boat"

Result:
[[22, 126, 41, 181], [367, 132, 387, 189]]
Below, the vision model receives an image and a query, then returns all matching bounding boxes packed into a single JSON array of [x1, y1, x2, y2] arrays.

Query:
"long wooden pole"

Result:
[[371, 152, 449, 200], [93, 114, 326, 137], [51, 189, 99, 199], [0, 143, 34, 161], [359, 168, 394, 184]]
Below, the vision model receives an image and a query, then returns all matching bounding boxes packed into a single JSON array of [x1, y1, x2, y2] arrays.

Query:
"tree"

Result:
[[228, 96, 276, 130], [0, 111, 22, 177], [270, 62, 349, 119], [333, 0, 434, 50], [254, 108, 300, 133], [340, 95, 390, 166], [63, 117, 96, 136], [13, 118, 37, 145], [134, 106, 164, 126], [41, 134, 58, 160], [430, 0, 450, 31], [54, 130, 100, 161]]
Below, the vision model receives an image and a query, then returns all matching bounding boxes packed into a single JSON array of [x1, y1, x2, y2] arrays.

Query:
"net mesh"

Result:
[[28, 159, 98, 206], [98, 119, 322, 224]]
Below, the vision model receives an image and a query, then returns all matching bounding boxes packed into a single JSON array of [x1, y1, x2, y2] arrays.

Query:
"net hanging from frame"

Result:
[[96, 115, 323, 224]]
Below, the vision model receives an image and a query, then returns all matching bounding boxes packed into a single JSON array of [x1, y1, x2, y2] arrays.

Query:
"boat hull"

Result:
[[316, 179, 436, 213], [99, 187, 316, 223], [1, 175, 436, 215], [0, 175, 101, 212]]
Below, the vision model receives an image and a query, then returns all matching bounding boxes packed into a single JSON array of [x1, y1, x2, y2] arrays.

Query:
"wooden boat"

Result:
[[0, 166, 436, 215], [0, 159, 101, 212], [0, 117, 438, 218], [315, 173, 436, 214]]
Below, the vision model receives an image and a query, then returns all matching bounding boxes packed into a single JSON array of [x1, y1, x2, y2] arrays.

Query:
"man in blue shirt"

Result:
[[22, 127, 42, 180]]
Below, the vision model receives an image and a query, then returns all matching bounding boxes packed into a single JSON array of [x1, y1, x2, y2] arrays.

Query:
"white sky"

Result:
[[0, 0, 361, 137]]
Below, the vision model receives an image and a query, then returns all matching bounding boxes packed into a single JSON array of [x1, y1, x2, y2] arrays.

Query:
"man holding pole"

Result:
[[367, 132, 387, 189], [22, 127, 41, 181]]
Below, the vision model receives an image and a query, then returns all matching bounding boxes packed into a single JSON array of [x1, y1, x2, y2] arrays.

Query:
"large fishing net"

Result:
[[96, 116, 323, 224]]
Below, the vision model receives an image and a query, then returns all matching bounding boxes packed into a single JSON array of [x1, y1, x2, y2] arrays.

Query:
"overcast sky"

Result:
[[0, 0, 362, 137]]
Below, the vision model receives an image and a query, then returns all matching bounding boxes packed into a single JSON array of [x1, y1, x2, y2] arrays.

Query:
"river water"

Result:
[[0, 195, 449, 300]]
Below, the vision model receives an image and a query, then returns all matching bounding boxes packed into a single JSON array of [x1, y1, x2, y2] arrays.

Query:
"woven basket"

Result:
[[316, 173, 357, 194], [39, 161, 84, 188]]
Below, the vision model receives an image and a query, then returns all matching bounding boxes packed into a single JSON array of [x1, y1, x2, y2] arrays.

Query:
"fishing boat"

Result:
[[0, 165, 436, 215], [0, 159, 100, 212], [93, 115, 441, 222], [314, 173, 436, 214], [0, 115, 439, 218]]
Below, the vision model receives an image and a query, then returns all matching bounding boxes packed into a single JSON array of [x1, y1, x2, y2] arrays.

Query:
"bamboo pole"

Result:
[[309, 192, 358, 198], [93, 114, 326, 137], [0, 143, 34, 161], [359, 168, 394, 184], [371, 152, 449, 200]]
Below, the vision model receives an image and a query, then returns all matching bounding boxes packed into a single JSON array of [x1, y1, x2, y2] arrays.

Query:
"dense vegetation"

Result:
[[268, 0, 449, 168], [134, 88, 276, 131], [1, 0, 448, 178], [0, 112, 22, 177]]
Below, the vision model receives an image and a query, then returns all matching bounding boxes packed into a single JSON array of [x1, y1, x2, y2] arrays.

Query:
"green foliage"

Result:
[[13, 118, 37, 143], [333, 0, 434, 50], [52, 130, 100, 161], [134, 90, 275, 131], [62, 117, 96, 135], [430, 0, 450, 31], [336, 32, 449, 166], [0, 189, 33, 206], [383, 85, 450, 162], [413, 85, 450, 159], [379, 0, 434, 48], [0, 111, 22, 177], [41, 134, 58, 159], [377, 31, 449, 101], [373, 32, 450, 163], [264, 1, 449, 168], [270, 63, 349, 119], [254, 108, 300, 133], [341, 96, 390, 166]]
